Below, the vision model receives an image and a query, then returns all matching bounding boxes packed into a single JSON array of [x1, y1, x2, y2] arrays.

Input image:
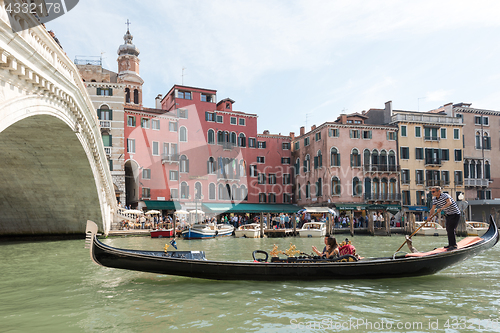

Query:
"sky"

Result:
[[48, 0, 500, 135]]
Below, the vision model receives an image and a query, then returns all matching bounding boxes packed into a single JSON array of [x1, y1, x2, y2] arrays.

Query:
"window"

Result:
[[440, 128, 446, 139], [401, 169, 410, 184], [180, 182, 189, 199], [442, 170, 450, 185], [350, 149, 361, 167], [416, 170, 424, 185], [201, 94, 213, 102], [304, 137, 310, 146], [142, 169, 151, 179], [314, 150, 322, 169], [401, 125, 407, 137], [268, 174, 276, 184], [178, 91, 191, 100], [283, 193, 292, 203], [258, 173, 266, 184], [230, 117, 237, 125], [152, 141, 159, 156], [454, 128, 460, 140], [209, 183, 216, 200], [416, 190, 425, 205], [125, 88, 130, 103], [205, 112, 215, 122], [96, 87, 112, 96], [329, 128, 339, 137], [475, 116, 488, 125], [424, 127, 439, 141], [169, 170, 178, 181], [415, 147, 424, 160], [127, 115, 136, 127], [169, 122, 178, 132], [207, 157, 216, 174], [283, 174, 291, 185], [415, 126, 421, 138], [331, 177, 341, 195], [259, 193, 267, 203], [362, 130, 372, 139], [141, 118, 149, 128], [179, 126, 187, 142], [350, 130, 360, 139], [239, 118, 245, 126], [304, 155, 311, 173], [306, 182, 310, 198], [180, 155, 189, 173], [330, 147, 340, 166], [483, 134, 491, 150], [485, 162, 491, 180], [98, 106, 112, 120], [294, 158, 300, 176], [134, 89, 139, 104], [238, 133, 246, 147], [387, 132, 396, 140], [151, 119, 160, 130], [268, 193, 276, 203], [177, 108, 188, 119], [170, 188, 179, 199], [294, 142, 300, 150], [352, 177, 362, 196], [257, 156, 265, 163], [142, 187, 150, 199], [127, 139, 135, 153], [315, 132, 321, 141], [258, 141, 267, 149], [400, 147, 409, 159], [249, 165, 258, 177], [207, 129, 215, 144], [441, 149, 449, 161], [402, 191, 411, 205], [282, 142, 290, 150], [248, 138, 256, 148], [216, 115, 223, 123], [316, 178, 322, 196], [281, 157, 291, 164], [454, 171, 463, 185], [102, 134, 112, 147]]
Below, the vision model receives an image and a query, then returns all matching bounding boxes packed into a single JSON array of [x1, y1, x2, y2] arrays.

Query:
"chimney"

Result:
[[311, 125, 316, 131], [340, 114, 347, 124], [290, 132, 295, 139], [300, 126, 305, 136], [155, 94, 163, 109]]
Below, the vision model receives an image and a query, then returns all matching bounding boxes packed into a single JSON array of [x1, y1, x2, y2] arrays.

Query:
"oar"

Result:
[[395, 213, 437, 253]]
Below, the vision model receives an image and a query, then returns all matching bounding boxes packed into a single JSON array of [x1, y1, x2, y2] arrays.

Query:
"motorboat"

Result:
[[85, 216, 499, 281], [234, 223, 261, 238], [181, 223, 234, 239], [415, 221, 447, 236], [466, 221, 489, 236], [298, 221, 326, 238]]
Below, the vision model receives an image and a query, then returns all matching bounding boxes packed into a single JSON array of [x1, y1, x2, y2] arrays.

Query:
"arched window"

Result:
[[180, 182, 189, 199], [218, 184, 225, 200], [240, 185, 248, 201], [259, 193, 267, 203], [363, 149, 371, 166], [180, 126, 187, 142], [316, 178, 322, 196], [352, 177, 362, 196], [330, 147, 340, 167], [224, 131, 230, 144], [195, 182, 202, 200], [304, 155, 311, 173], [470, 160, 476, 178], [464, 160, 469, 178], [133, 89, 139, 104], [209, 183, 216, 200], [238, 133, 246, 147], [207, 157, 216, 174], [295, 158, 300, 175], [381, 178, 388, 199], [351, 149, 361, 167], [231, 132, 237, 146], [364, 177, 371, 199], [476, 160, 482, 179], [240, 160, 246, 177], [388, 151, 396, 171], [332, 177, 341, 195], [125, 88, 130, 103], [180, 155, 189, 173], [373, 178, 380, 198], [475, 131, 481, 149], [232, 184, 238, 200], [226, 184, 231, 200], [306, 181, 310, 198], [389, 178, 397, 199], [380, 150, 387, 167], [268, 193, 276, 203], [372, 149, 379, 166], [485, 161, 491, 180], [217, 131, 224, 144], [207, 129, 215, 144], [98, 105, 111, 120], [314, 150, 322, 169]]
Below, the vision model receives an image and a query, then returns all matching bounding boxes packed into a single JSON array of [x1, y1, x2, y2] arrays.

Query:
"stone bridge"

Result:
[[0, 1, 116, 236]]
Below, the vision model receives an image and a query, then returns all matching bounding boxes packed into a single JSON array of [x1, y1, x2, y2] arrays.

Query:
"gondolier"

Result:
[[430, 186, 461, 250]]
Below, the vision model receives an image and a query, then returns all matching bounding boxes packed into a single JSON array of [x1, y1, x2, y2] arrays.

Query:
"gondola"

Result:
[[85, 216, 499, 281]]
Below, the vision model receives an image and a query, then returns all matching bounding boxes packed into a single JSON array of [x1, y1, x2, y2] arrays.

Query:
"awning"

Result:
[[406, 205, 429, 212], [145, 201, 181, 211], [334, 204, 370, 211], [368, 204, 401, 212], [202, 203, 301, 214]]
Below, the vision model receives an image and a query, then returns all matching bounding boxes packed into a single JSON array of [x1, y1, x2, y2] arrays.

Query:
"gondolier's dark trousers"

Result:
[[445, 213, 461, 246]]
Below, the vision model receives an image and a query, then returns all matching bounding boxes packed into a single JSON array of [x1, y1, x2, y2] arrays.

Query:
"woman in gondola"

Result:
[[312, 236, 339, 258]]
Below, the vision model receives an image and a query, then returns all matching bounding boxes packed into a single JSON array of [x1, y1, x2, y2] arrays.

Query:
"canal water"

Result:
[[1, 234, 499, 332]]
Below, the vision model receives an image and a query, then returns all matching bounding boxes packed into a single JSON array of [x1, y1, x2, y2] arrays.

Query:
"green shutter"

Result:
[[97, 88, 101, 95], [109, 135, 112, 146], [97, 109, 101, 119], [109, 88, 113, 96], [109, 109, 113, 120]]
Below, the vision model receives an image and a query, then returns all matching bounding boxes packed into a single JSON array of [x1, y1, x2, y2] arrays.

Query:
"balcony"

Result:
[[161, 154, 180, 164], [363, 164, 400, 173], [424, 136, 440, 142], [464, 178, 489, 187], [100, 120, 111, 128], [425, 180, 445, 187], [222, 142, 236, 150], [425, 158, 441, 166], [391, 113, 462, 125], [364, 193, 401, 201]]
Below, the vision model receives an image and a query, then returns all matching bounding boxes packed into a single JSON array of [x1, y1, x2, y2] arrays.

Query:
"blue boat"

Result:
[[182, 223, 234, 239]]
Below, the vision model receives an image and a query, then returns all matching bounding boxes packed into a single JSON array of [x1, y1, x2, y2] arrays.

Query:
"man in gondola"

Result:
[[429, 186, 461, 251]]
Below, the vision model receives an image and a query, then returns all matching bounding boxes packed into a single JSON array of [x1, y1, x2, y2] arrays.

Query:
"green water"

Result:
[[1, 234, 499, 332]]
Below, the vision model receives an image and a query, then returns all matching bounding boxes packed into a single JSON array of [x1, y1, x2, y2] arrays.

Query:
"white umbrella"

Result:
[[174, 210, 189, 215], [189, 209, 205, 214], [145, 210, 161, 215], [125, 209, 143, 215]]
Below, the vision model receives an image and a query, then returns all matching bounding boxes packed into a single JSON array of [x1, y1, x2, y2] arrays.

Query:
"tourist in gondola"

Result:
[[312, 235, 339, 258], [429, 186, 461, 250]]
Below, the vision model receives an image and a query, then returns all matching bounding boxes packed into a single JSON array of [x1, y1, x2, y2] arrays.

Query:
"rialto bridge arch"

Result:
[[0, 4, 116, 236]]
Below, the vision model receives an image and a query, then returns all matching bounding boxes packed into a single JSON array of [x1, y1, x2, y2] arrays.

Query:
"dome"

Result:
[[118, 30, 140, 56]]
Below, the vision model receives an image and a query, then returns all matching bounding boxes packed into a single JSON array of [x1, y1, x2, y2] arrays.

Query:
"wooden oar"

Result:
[[395, 213, 437, 253]]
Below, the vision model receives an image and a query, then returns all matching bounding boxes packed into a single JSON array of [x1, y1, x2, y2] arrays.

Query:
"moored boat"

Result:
[[85, 216, 499, 281], [150, 229, 175, 238], [466, 221, 489, 236], [415, 221, 447, 236], [298, 221, 326, 238], [234, 223, 261, 238], [182, 223, 234, 239]]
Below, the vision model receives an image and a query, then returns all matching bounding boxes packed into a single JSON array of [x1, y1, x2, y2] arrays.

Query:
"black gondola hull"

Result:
[[86, 216, 499, 281]]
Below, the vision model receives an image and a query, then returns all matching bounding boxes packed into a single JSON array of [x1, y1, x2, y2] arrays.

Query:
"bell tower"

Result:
[[117, 20, 144, 108]]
